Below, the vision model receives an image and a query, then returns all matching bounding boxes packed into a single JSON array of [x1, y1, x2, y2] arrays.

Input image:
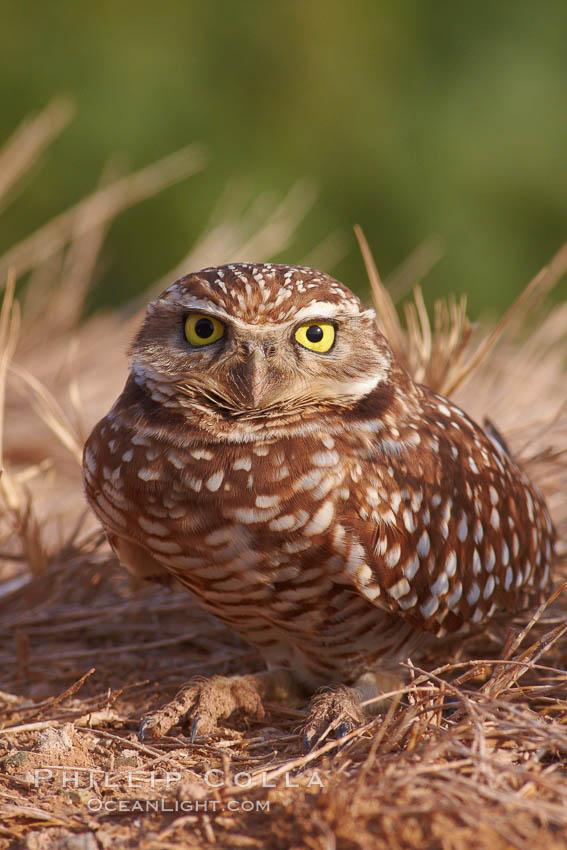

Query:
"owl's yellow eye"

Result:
[[184, 314, 225, 346], [294, 322, 335, 353]]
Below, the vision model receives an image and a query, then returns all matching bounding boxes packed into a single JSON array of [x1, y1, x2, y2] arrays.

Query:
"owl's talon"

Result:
[[301, 685, 365, 752], [336, 720, 352, 739], [189, 716, 200, 744], [303, 732, 314, 754], [138, 718, 153, 743]]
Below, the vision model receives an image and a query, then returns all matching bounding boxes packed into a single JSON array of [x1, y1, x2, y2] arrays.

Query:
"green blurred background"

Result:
[[1, 0, 566, 317]]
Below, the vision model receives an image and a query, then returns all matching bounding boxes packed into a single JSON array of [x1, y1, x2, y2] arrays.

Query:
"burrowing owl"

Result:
[[83, 263, 555, 746]]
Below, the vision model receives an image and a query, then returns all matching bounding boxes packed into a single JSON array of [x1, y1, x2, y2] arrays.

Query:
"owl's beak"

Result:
[[229, 346, 271, 408], [245, 347, 270, 407]]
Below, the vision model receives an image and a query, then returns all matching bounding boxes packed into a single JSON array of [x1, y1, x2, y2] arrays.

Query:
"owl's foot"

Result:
[[301, 685, 365, 753], [139, 668, 300, 742], [139, 674, 265, 741]]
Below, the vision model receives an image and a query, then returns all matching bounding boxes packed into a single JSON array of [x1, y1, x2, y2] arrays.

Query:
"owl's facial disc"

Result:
[[131, 264, 394, 426]]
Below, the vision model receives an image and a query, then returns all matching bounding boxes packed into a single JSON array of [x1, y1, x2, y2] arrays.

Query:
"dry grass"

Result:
[[0, 103, 566, 850]]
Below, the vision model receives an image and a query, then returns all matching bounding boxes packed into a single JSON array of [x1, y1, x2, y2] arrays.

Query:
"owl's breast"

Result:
[[158, 432, 353, 589], [84, 415, 357, 602]]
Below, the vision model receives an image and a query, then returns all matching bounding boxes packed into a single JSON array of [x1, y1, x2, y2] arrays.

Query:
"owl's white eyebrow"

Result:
[[156, 295, 373, 329], [288, 302, 368, 323]]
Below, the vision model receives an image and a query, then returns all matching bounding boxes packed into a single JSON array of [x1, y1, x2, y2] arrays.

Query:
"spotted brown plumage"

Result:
[[82, 263, 555, 742]]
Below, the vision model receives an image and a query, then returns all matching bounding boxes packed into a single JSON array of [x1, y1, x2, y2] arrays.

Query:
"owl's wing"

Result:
[[347, 392, 554, 636]]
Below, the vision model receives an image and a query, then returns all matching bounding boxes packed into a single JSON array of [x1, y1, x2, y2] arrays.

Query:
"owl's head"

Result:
[[130, 263, 399, 437]]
